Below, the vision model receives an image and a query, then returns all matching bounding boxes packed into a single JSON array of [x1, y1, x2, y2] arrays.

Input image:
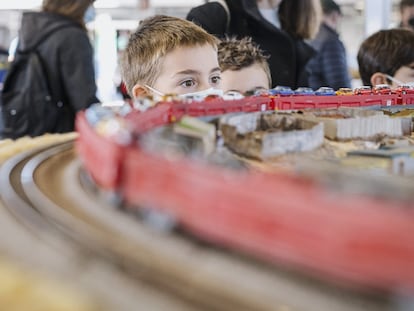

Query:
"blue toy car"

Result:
[[294, 87, 315, 96], [315, 87, 336, 96], [269, 85, 294, 96]]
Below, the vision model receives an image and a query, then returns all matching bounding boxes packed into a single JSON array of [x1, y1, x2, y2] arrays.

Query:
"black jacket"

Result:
[[187, 0, 315, 88], [307, 23, 351, 90], [18, 11, 99, 133]]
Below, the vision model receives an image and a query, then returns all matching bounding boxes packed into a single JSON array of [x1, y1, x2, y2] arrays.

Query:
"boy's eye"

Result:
[[180, 79, 196, 88], [210, 75, 221, 85]]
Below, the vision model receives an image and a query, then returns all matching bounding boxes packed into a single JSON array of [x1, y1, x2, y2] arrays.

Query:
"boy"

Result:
[[120, 15, 222, 99], [357, 28, 414, 87], [217, 37, 271, 94]]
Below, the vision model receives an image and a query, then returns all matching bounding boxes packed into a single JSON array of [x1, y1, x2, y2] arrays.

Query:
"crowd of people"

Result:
[[1, 0, 414, 138]]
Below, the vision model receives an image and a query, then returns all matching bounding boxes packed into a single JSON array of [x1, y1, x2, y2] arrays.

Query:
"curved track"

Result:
[[0, 140, 195, 311], [0, 139, 400, 311]]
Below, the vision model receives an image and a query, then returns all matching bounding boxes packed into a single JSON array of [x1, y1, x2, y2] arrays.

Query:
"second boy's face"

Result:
[[220, 63, 269, 94], [152, 44, 221, 95]]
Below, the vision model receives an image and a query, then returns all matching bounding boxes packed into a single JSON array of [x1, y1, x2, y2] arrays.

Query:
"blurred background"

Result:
[[0, 0, 401, 101]]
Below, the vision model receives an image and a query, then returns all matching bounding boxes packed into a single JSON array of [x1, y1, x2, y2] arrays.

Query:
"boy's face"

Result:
[[401, 6, 414, 29], [220, 63, 269, 94], [393, 63, 414, 86], [152, 44, 221, 95]]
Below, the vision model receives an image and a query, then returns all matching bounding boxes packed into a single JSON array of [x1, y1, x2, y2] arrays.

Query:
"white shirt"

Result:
[[258, 8, 280, 28]]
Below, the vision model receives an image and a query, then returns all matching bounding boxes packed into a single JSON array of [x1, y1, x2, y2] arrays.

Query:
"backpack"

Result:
[[0, 26, 69, 139]]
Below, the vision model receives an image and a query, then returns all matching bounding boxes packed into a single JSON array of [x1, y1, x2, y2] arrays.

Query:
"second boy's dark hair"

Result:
[[357, 28, 414, 85]]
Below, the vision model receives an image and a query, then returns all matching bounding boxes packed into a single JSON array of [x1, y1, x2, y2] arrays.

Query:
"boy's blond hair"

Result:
[[218, 37, 271, 88], [121, 15, 219, 96]]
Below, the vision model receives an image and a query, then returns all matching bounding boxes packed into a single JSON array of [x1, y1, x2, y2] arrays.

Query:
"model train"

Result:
[[76, 92, 414, 294], [123, 88, 414, 134]]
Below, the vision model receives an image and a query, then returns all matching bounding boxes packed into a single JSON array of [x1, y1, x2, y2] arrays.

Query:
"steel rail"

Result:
[[0, 141, 77, 247], [0, 140, 198, 311]]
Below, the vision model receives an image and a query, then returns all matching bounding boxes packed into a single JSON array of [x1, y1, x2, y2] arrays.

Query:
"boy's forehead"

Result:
[[221, 63, 269, 94], [159, 44, 219, 76]]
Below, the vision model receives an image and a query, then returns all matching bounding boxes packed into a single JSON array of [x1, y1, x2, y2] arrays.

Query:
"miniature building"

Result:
[[347, 146, 414, 176], [219, 112, 324, 160], [299, 107, 412, 140]]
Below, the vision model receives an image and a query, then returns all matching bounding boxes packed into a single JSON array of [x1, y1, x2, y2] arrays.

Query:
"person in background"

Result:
[[187, 0, 321, 89], [0, 25, 10, 57], [399, 0, 414, 30], [218, 37, 271, 94], [120, 15, 221, 100], [307, 0, 351, 90], [0, 25, 10, 84], [15, 0, 99, 133], [357, 28, 414, 87]]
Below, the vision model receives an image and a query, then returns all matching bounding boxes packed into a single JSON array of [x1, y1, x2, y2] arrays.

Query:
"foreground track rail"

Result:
[[0, 140, 196, 311], [0, 140, 398, 311]]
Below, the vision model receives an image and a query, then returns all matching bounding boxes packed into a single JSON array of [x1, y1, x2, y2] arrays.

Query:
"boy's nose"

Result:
[[199, 81, 211, 91]]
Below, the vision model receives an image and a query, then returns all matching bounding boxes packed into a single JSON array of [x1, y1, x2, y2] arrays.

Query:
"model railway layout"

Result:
[[0, 138, 396, 311], [1, 90, 414, 310], [76, 91, 414, 301]]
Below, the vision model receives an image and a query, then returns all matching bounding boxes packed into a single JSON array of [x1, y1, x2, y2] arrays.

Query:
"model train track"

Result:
[[0, 139, 398, 311], [0, 139, 196, 311]]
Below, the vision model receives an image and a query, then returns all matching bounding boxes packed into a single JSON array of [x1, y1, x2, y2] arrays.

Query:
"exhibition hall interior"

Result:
[[0, 1, 414, 311]]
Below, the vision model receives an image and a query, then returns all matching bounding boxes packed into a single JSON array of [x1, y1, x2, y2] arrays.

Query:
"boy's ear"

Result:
[[132, 84, 148, 98], [370, 72, 388, 86]]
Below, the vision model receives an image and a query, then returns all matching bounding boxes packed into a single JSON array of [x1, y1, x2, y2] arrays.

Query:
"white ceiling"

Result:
[[0, 0, 205, 10]]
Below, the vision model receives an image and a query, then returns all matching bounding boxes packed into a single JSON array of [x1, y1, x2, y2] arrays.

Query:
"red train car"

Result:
[[125, 102, 173, 133], [118, 143, 414, 293], [124, 92, 414, 133], [272, 94, 400, 110], [76, 113, 126, 190], [171, 96, 271, 118]]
